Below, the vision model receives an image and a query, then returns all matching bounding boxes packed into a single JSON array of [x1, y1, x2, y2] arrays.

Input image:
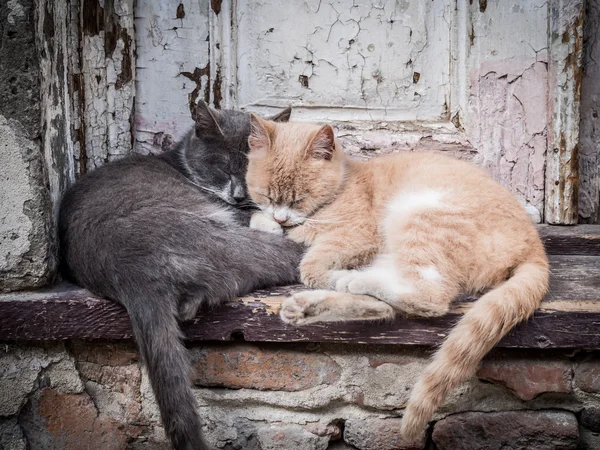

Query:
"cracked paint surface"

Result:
[[134, 0, 210, 154], [128, 0, 573, 223], [236, 0, 453, 121], [81, 0, 136, 171], [466, 0, 549, 222]]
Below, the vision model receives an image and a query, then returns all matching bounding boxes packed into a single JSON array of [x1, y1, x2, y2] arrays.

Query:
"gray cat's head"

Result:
[[179, 101, 291, 206]]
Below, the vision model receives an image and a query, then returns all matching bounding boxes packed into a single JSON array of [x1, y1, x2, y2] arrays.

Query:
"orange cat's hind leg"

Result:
[[334, 256, 458, 318]]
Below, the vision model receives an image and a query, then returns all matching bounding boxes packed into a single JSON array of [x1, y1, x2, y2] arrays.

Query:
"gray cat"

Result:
[[58, 102, 302, 450]]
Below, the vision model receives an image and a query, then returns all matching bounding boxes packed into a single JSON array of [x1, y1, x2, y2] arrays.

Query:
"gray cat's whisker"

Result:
[[191, 184, 221, 196]]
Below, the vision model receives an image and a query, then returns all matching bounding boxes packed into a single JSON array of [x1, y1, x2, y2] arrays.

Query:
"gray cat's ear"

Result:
[[248, 114, 273, 156], [268, 106, 292, 123], [307, 125, 335, 161], [192, 100, 223, 137]]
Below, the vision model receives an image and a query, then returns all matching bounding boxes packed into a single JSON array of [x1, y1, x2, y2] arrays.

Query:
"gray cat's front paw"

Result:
[[250, 212, 283, 235]]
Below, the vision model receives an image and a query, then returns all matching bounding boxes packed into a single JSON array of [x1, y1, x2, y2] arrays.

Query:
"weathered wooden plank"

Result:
[[545, 0, 584, 224], [579, 0, 600, 224], [182, 306, 600, 349], [546, 255, 600, 300], [0, 255, 599, 348], [0, 284, 599, 349], [539, 225, 600, 255], [35, 0, 77, 213]]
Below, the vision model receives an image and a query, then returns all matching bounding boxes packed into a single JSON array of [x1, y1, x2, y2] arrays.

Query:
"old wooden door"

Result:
[[38, 0, 585, 225], [133, 0, 583, 225]]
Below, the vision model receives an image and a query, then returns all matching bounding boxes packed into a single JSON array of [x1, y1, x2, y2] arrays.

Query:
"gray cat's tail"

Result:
[[126, 299, 207, 450]]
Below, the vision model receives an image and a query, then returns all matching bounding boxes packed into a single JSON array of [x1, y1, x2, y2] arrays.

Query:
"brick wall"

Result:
[[1, 342, 599, 449]]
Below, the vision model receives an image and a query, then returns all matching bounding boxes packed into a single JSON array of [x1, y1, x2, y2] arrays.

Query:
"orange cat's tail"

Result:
[[400, 253, 549, 440]]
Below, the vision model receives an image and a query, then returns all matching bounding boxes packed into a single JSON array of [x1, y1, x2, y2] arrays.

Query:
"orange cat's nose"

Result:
[[273, 208, 290, 224]]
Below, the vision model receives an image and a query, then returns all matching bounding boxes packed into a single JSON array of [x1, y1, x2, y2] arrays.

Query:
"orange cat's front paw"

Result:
[[330, 269, 358, 291], [280, 296, 309, 325], [300, 260, 331, 288], [250, 212, 284, 235], [280, 290, 331, 325], [300, 273, 320, 289]]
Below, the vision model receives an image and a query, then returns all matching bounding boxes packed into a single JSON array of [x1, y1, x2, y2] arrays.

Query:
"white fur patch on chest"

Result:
[[387, 189, 445, 217], [418, 265, 443, 282]]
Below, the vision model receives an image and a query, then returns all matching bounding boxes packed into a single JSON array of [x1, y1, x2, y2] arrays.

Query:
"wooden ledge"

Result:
[[1, 226, 599, 349]]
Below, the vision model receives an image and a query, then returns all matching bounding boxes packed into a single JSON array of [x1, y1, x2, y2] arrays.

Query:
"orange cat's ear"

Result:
[[248, 114, 273, 156], [306, 125, 335, 161]]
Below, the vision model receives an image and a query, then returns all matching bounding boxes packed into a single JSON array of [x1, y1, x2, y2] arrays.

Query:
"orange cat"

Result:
[[245, 116, 549, 440]]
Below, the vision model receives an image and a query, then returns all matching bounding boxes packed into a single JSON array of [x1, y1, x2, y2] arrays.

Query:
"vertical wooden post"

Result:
[[579, 0, 600, 224], [545, 0, 584, 224], [36, 0, 77, 220], [208, 0, 237, 109], [80, 0, 136, 171], [36, 0, 136, 192]]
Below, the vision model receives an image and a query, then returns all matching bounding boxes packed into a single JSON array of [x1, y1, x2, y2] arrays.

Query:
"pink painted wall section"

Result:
[[460, 1, 549, 223], [468, 58, 548, 222]]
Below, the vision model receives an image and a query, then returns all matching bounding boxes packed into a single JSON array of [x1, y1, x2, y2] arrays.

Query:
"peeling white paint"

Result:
[[465, 0, 549, 222], [35, 0, 75, 216], [334, 121, 473, 161], [134, 0, 210, 154], [82, 33, 109, 170], [106, 0, 136, 162], [81, 0, 136, 170], [235, 0, 453, 122], [128, 0, 583, 224]]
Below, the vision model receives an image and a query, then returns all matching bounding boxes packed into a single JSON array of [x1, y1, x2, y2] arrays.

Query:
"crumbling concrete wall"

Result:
[[0, 0, 53, 292], [1, 341, 599, 449]]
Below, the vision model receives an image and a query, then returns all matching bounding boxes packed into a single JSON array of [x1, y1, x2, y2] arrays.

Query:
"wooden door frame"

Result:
[[545, 0, 584, 224]]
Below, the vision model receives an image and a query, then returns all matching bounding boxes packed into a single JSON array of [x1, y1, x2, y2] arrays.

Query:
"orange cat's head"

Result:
[[245, 115, 345, 227]]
